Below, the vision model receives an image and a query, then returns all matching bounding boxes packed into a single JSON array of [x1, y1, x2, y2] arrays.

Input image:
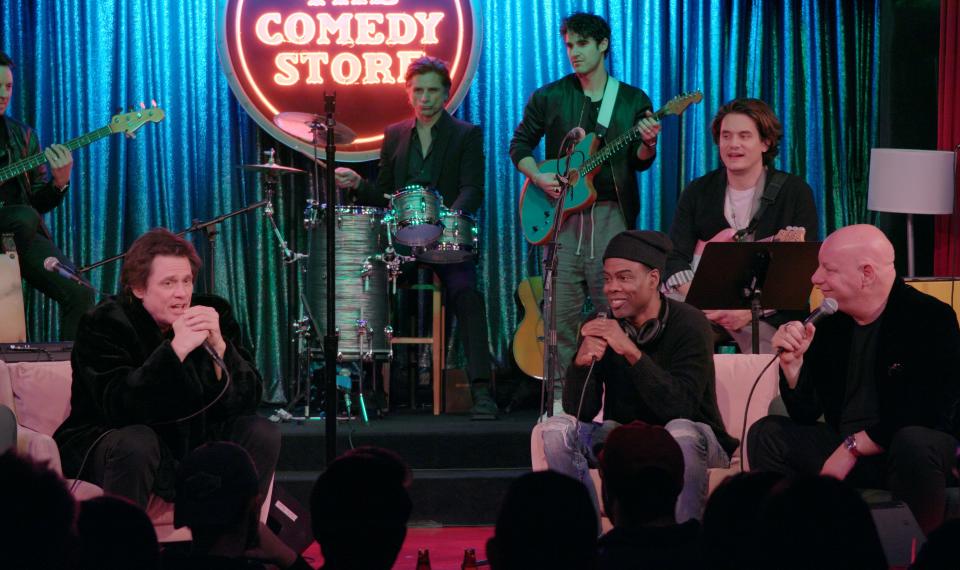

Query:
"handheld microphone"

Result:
[[43, 256, 91, 288], [776, 298, 838, 355], [590, 307, 613, 364], [202, 340, 228, 371], [802, 297, 839, 327]]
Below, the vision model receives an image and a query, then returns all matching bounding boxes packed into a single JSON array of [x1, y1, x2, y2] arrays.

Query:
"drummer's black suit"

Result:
[[356, 109, 483, 212], [355, 110, 493, 400]]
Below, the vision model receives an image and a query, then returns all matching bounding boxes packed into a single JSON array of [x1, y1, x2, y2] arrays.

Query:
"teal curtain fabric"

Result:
[[1, 0, 879, 401]]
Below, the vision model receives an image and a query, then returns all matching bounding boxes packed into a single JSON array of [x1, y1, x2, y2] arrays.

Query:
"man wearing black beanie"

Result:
[[539, 230, 737, 524]]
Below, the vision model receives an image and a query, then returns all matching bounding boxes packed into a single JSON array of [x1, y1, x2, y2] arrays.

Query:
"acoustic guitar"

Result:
[[512, 276, 544, 379], [519, 91, 703, 245]]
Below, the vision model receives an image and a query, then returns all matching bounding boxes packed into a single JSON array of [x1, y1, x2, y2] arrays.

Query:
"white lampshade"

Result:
[[868, 148, 956, 215]]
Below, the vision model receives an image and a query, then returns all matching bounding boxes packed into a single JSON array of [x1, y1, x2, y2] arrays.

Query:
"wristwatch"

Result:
[[843, 434, 861, 457]]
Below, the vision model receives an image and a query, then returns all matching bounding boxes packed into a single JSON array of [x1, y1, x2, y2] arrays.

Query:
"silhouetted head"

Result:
[[487, 470, 597, 570]]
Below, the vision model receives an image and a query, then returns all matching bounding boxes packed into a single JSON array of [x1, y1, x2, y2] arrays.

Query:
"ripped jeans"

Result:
[[540, 414, 730, 523]]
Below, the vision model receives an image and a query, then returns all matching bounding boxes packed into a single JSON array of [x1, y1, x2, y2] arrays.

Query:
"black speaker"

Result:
[[870, 501, 926, 568], [267, 484, 314, 555]]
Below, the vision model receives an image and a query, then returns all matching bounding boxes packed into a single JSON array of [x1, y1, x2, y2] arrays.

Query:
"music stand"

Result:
[[685, 241, 821, 353]]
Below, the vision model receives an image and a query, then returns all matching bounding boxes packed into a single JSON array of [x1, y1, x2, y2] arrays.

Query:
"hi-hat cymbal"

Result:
[[239, 162, 306, 176], [273, 112, 358, 145]]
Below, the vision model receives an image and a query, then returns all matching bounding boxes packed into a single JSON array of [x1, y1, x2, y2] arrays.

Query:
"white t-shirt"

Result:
[[725, 186, 757, 231]]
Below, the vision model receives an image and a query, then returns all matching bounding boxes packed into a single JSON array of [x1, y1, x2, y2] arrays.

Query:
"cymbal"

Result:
[[273, 112, 358, 145], [239, 162, 306, 176]]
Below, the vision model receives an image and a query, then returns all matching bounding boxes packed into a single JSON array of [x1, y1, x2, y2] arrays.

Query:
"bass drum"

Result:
[[307, 206, 391, 361]]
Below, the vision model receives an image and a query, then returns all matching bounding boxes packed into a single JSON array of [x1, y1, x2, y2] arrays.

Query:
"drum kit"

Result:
[[240, 110, 480, 426]]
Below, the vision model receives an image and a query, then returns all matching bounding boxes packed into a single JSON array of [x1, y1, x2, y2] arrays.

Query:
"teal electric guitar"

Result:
[[0, 105, 166, 184], [519, 91, 702, 245]]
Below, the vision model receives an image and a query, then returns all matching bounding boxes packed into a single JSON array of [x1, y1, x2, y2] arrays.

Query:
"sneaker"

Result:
[[470, 385, 499, 420]]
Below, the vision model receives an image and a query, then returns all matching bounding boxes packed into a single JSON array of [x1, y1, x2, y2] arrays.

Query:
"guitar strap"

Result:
[[734, 170, 788, 241], [595, 77, 620, 138]]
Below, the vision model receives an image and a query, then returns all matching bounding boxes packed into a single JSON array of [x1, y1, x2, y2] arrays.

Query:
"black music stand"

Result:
[[685, 241, 821, 353]]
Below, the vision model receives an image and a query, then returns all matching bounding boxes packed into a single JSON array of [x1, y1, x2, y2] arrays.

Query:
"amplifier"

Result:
[[0, 342, 73, 362], [0, 233, 27, 343]]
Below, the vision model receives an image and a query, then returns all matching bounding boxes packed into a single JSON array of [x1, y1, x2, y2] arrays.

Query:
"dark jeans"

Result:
[[0, 205, 94, 340], [430, 261, 492, 385], [85, 415, 281, 509], [748, 415, 959, 533]]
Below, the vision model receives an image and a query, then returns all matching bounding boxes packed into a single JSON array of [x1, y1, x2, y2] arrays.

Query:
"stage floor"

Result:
[[273, 408, 539, 526]]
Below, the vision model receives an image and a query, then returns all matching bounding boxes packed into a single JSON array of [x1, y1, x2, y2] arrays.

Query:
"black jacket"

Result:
[[54, 293, 263, 496], [563, 297, 739, 456], [0, 115, 67, 222], [665, 167, 819, 282], [356, 109, 484, 213], [509, 74, 655, 228], [782, 279, 960, 447]]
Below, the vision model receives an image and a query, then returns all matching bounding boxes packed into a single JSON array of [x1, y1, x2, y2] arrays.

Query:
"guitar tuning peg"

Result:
[[139, 101, 146, 110], [125, 132, 137, 139], [151, 99, 158, 107], [115, 107, 124, 114]]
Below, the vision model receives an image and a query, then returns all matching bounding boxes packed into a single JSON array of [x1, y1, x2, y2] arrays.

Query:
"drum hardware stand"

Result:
[[259, 149, 308, 266]]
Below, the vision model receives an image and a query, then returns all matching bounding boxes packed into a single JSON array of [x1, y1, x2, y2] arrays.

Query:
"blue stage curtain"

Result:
[[1, 0, 879, 400]]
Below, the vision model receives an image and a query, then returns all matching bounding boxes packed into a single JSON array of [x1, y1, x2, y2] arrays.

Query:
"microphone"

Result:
[[566, 126, 586, 144], [803, 297, 838, 327], [44, 256, 91, 288], [202, 340, 228, 371], [776, 298, 838, 355], [590, 307, 613, 364]]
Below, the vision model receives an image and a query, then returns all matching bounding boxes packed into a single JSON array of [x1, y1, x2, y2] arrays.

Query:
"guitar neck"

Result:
[[0, 125, 113, 183], [577, 106, 671, 176]]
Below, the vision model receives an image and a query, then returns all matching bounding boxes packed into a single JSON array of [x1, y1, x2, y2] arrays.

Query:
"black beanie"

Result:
[[602, 230, 673, 273]]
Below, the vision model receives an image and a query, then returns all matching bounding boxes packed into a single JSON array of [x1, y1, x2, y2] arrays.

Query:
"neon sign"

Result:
[[218, 0, 482, 162]]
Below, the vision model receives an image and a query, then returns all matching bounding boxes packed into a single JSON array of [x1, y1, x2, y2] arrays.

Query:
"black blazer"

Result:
[[356, 110, 484, 214], [781, 279, 960, 448]]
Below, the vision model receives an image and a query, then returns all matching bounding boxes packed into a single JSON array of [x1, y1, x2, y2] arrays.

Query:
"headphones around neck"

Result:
[[619, 292, 671, 347]]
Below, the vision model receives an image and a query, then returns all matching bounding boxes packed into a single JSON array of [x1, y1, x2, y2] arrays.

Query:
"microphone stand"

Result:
[[741, 250, 771, 355], [322, 92, 339, 464], [540, 135, 578, 419]]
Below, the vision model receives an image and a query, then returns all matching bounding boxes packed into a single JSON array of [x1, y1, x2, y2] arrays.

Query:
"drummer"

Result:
[[334, 56, 497, 420]]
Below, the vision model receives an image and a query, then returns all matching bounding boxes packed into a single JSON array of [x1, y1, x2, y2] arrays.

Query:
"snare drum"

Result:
[[307, 206, 391, 361], [390, 185, 443, 246], [416, 210, 479, 264]]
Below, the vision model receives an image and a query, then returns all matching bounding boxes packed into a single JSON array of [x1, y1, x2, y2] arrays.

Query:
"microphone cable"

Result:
[[738, 353, 779, 473], [736, 299, 837, 472]]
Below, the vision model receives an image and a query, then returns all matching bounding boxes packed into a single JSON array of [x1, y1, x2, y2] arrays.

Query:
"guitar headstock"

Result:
[[659, 91, 704, 118], [773, 226, 807, 243], [108, 103, 166, 136]]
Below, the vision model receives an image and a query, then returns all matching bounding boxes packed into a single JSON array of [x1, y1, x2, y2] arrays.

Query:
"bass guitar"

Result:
[[519, 91, 702, 245], [0, 105, 166, 184]]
